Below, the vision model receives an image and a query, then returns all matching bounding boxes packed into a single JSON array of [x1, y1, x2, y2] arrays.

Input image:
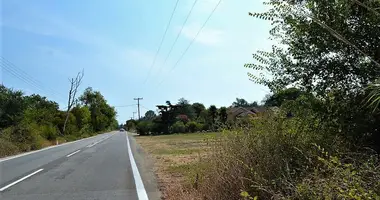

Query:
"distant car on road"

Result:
[[120, 128, 125, 132]]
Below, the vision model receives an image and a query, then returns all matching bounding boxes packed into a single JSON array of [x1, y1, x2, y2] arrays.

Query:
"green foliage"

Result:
[[232, 98, 258, 107], [176, 98, 196, 120], [366, 79, 380, 113], [192, 102, 206, 119], [39, 124, 58, 140], [247, 0, 380, 95], [71, 105, 91, 130], [0, 137, 20, 157], [246, 0, 380, 151], [263, 88, 304, 107], [79, 87, 117, 132], [0, 85, 26, 128], [186, 121, 202, 133], [0, 85, 117, 157], [136, 121, 152, 135], [193, 110, 380, 199], [170, 121, 186, 133], [207, 105, 218, 128], [125, 119, 137, 131], [144, 110, 156, 120], [219, 107, 228, 124]]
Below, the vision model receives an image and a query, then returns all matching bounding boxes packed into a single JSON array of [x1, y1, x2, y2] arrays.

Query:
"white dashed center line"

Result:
[[66, 150, 81, 157], [0, 169, 44, 192]]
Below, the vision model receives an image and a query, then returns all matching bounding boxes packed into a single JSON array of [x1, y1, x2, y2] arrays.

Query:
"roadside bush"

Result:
[[186, 121, 202, 133], [182, 109, 380, 200], [136, 121, 152, 135], [1, 123, 46, 151], [170, 121, 186, 133], [40, 124, 58, 140], [64, 134, 78, 142], [201, 123, 209, 131], [0, 137, 20, 157]]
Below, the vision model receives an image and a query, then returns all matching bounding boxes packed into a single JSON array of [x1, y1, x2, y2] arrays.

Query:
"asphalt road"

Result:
[[0, 131, 154, 200]]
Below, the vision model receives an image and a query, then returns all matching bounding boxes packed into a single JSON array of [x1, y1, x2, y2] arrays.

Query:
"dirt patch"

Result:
[[134, 132, 218, 200]]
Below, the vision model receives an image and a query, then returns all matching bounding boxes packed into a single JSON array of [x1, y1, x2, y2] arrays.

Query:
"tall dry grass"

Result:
[[173, 111, 380, 200]]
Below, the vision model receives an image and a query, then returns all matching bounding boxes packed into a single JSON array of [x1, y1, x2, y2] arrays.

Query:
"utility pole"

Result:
[[133, 112, 136, 120], [133, 98, 143, 120]]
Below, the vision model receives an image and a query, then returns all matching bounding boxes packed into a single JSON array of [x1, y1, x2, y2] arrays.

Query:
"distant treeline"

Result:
[[0, 85, 118, 157]]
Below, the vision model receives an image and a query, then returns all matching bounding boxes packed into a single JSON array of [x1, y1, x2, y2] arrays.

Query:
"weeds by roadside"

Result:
[[136, 110, 380, 200], [177, 112, 380, 200], [134, 132, 218, 200]]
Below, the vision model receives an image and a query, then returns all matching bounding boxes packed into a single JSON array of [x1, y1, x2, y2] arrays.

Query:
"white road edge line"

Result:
[[0, 132, 116, 163], [66, 150, 81, 157], [126, 133, 149, 200], [0, 168, 44, 192]]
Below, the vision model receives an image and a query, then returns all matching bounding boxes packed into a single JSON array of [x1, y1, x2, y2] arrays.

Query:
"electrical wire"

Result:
[[0, 60, 66, 101], [143, 0, 181, 84], [156, 0, 199, 76], [157, 0, 222, 86], [0, 57, 67, 100]]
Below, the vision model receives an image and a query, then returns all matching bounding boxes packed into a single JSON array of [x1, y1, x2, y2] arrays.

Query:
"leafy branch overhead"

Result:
[[246, 0, 380, 95]]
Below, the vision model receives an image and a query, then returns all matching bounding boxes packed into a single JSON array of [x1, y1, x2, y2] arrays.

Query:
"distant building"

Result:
[[227, 106, 278, 121]]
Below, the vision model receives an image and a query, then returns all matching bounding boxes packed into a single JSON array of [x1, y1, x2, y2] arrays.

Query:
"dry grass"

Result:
[[134, 132, 219, 200]]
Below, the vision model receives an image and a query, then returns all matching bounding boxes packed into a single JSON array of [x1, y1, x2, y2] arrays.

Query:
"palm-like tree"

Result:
[[367, 79, 380, 112]]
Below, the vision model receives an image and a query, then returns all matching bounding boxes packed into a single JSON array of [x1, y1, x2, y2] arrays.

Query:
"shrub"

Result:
[[0, 137, 20, 157], [136, 121, 152, 135], [170, 121, 186, 133], [64, 134, 78, 142], [181, 110, 380, 200], [1, 122, 46, 152], [40, 124, 58, 140], [186, 121, 202, 133]]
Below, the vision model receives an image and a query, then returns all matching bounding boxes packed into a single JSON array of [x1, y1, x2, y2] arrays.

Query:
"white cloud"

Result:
[[181, 23, 223, 46]]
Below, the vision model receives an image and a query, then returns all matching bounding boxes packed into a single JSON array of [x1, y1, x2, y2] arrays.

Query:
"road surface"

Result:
[[0, 131, 158, 200]]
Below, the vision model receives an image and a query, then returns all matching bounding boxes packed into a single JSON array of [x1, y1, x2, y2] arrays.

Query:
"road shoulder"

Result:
[[127, 132, 162, 200]]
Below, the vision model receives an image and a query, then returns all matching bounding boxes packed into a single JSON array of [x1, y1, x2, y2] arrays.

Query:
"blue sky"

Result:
[[0, 0, 273, 123]]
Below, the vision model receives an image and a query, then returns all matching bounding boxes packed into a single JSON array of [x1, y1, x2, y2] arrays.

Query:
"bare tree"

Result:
[[63, 70, 84, 134]]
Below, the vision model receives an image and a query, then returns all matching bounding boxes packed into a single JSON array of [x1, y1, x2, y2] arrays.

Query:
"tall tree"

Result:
[[208, 105, 218, 125], [79, 87, 117, 132], [63, 70, 84, 134], [232, 98, 250, 107], [264, 88, 304, 107], [247, 0, 380, 96], [0, 85, 25, 128], [71, 105, 91, 130], [144, 110, 156, 120], [192, 102, 206, 119], [156, 101, 180, 133], [246, 0, 380, 149], [219, 107, 228, 124], [176, 98, 196, 119]]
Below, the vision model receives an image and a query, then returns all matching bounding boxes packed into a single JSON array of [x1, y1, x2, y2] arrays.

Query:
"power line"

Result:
[[114, 104, 136, 108], [143, 0, 181, 84], [0, 57, 66, 101], [0, 60, 66, 101], [156, 0, 199, 76], [140, 105, 151, 110], [157, 0, 222, 86]]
